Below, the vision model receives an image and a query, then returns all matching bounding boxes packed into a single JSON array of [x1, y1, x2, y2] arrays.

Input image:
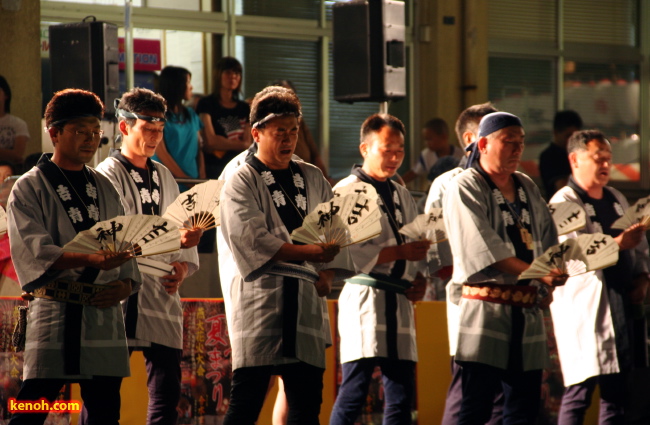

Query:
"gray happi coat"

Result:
[[444, 168, 558, 371], [220, 160, 354, 370], [8, 165, 141, 379], [549, 185, 649, 386], [96, 156, 199, 349], [334, 175, 426, 364]]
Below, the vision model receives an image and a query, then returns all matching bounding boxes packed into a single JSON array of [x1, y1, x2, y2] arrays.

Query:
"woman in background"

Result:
[[196, 57, 251, 179], [154, 66, 205, 190], [0, 75, 29, 167]]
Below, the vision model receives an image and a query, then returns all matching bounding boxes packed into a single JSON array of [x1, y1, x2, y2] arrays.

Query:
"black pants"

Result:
[[441, 357, 504, 425], [458, 362, 542, 425], [223, 362, 324, 425], [9, 376, 122, 425]]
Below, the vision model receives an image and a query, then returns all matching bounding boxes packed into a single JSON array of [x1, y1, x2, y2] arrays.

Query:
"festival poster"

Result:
[[179, 299, 231, 424], [0, 298, 71, 425]]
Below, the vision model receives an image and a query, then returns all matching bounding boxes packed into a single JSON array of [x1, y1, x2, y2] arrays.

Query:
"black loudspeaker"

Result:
[[49, 19, 120, 115], [333, 0, 406, 103]]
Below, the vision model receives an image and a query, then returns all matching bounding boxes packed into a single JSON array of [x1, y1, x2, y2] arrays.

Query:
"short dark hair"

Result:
[[44, 89, 104, 129], [249, 86, 302, 128], [423, 118, 449, 136], [159, 66, 191, 120], [213, 56, 243, 100], [567, 129, 610, 154], [360, 113, 405, 145], [0, 160, 16, 176], [0, 75, 11, 113], [117, 87, 167, 126], [269, 79, 297, 92], [454, 102, 498, 145], [554, 110, 583, 133]]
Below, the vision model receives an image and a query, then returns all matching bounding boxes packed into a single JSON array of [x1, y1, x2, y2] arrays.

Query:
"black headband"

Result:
[[478, 112, 522, 137]]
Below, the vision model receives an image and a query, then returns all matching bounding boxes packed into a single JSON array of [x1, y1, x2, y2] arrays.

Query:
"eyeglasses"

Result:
[[64, 128, 105, 140]]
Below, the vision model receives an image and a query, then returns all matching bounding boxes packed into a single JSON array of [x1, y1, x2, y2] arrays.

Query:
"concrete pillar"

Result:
[[414, 0, 489, 146], [0, 0, 42, 161]]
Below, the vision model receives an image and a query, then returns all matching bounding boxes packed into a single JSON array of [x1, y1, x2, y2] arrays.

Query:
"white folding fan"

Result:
[[291, 192, 382, 248], [136, 257, 175, 278], [333, 182, 379, 202], [164, 180, 225, 230], [519, 232, 619, 280], [611, 195, 650, 229], [63, 215, 181, 257], [0, 205, 6, 237], [399, 208, 447, 243], [548, 201, 586, 235]]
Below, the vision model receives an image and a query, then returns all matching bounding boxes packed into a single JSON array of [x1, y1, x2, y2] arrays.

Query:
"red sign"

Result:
[[118, 38, 161, 72]]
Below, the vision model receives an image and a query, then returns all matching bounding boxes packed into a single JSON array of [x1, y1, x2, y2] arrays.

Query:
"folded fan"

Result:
[[0, 206, 6, 236], [548, 201, 586, 235], [399, 208, 447, 243], [611, 195, 650, 230], [291, 192, 382, 248], [137, 257, 175, 278], [63, 215, 181, 257], [519, 233, 619, 280], [164, 180, 225, 230]]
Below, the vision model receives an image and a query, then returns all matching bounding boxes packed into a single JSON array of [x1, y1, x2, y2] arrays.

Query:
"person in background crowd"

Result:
[[197, 57, 251, 179], [0, 75, 29, 166], [539, 110, 583, 199], [444, 112, 565, 425], [401, 118, 462, 185], [549, 129, 649, 425], [154, 66, 206, 192], [7, 89, 140, 425], [330, 113, 429, 425], [0, 160, 16, 184]]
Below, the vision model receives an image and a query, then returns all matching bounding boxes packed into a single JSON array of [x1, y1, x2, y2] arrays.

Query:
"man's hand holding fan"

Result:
[[611, 195, 650, 230], [399, 208, 446, 243], [519, 233, 619, 281], [63, 215, 181, 258], [290, 191, 382, 250]]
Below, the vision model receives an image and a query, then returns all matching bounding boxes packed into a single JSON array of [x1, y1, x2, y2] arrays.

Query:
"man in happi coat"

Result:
[[424, 102, 504, 425], [7, 89, 140, 425], [94, 88, 201, 425], [443, 112, 565, 424], [329, 114, 430, 425], [549, 129, 649, 424], [219, 86, 354, 425]]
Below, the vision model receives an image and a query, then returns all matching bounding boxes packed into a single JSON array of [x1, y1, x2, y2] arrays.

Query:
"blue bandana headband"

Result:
[[478, 112, 523, 138]]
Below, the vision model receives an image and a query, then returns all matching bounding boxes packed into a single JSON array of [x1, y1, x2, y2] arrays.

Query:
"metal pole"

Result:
[[124, 0, 134, 90], [379, 101, 389, 114]]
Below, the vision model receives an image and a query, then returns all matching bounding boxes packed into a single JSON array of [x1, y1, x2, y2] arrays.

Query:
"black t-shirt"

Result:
[[196, 96, 250, 179], [539, 143, 571, 200], [196, 95, 250, 140]]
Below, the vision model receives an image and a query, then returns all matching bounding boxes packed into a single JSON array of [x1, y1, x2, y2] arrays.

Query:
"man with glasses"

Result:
[[549, 129, 649, 425], [92, 88, 201, 425], [7, 89, 140, 425]]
